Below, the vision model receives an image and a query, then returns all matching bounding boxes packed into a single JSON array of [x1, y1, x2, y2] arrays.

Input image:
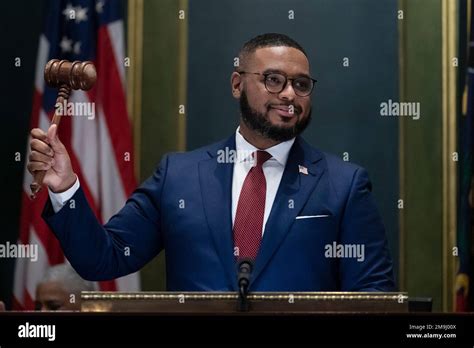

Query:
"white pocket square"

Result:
[[295, 214, 331, 220]]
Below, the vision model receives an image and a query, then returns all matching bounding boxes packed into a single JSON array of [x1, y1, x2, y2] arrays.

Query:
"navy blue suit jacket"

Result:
[[43, 135, 395, 291]]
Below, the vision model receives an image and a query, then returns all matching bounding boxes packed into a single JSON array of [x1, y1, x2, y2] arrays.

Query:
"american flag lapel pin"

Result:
[[298, 165, 308, 175]]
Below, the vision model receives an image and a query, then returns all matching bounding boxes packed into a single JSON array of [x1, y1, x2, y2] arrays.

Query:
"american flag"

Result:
[[13, 0, 140, 310]]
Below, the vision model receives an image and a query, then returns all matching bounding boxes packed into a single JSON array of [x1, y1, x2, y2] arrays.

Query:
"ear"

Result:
[[230, 72, 243, 99]]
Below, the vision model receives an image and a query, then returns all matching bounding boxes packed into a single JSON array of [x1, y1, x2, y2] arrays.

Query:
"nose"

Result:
[[278, 81, 296, 102]]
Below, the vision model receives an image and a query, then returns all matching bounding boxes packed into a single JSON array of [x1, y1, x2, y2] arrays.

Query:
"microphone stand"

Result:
[[237, 259, 253, 312]]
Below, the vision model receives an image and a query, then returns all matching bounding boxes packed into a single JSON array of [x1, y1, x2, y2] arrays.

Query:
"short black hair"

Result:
[[237, 33, 307, 69]]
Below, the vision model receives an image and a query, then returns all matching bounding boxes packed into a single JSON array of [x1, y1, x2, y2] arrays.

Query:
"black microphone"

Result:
[[237, 259, 253, 311]]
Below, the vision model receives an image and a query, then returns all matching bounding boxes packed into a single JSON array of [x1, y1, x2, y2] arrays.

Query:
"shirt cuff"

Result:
[[48, 177, 80, 213]]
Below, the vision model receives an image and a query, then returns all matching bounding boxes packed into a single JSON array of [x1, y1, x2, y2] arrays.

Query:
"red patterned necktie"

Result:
[[233, 150, 272, 261]]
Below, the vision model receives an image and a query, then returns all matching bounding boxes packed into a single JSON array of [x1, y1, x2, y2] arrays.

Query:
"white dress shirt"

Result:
[[48, 176, 80, 213], [49, 128, 296, 234], [232, 127, 295, 236]]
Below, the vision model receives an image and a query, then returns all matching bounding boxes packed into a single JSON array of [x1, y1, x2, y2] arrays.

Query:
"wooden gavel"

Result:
[[30, 59, 97, 199]]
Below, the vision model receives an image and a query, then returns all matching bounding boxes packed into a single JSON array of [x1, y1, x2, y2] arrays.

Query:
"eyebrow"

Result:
[[262, 68, 312, 79]]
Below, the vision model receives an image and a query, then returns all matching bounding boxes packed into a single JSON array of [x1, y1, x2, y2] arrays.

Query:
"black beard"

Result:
[[239, 90, 312, 142]]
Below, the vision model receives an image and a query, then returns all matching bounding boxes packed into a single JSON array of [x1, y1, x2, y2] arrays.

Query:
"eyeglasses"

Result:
[[238, 71, 317, 97]]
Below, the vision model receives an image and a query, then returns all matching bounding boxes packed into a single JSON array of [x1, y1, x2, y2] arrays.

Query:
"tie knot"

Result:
[[254, 150, 272, 167]]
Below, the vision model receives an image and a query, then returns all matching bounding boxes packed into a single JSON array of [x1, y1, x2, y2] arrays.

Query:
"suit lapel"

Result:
[[198, 136, 237, 290], [250, 137, 326, 287]]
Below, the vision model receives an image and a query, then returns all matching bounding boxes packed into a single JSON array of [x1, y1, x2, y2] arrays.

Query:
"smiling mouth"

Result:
[[269, 105, 299, 118]]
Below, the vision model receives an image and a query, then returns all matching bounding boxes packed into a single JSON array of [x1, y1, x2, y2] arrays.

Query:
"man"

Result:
[[35, 263, 96, 311], [27, 33, 395, 291]]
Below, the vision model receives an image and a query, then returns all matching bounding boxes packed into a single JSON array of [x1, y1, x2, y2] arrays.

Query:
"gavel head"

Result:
[[44, 59, 97, 91]]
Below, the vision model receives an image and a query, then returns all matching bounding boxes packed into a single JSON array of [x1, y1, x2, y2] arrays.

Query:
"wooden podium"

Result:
[[81, 291, 408, 313]]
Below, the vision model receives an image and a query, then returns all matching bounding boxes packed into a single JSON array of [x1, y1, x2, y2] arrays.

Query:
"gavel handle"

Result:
[[30, 85, 70, 199]]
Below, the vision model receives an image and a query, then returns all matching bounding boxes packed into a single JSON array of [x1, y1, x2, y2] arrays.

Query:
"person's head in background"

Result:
[[231, 33, 315, 149], [35, 263, 96, 311]]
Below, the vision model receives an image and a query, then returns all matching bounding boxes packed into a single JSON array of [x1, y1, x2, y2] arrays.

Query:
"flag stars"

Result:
[[59, 36, 73, 53], [59, 36, 82, 55], [75, 6, 88, 23], [73, 41, 81, 55], [62, 4, 88, 23], [96, 0, 105, 14], [62, 3, 75, 21]]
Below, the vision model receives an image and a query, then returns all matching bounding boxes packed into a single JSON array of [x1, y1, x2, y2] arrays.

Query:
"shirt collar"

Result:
[[235, 126, 295, 166]]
